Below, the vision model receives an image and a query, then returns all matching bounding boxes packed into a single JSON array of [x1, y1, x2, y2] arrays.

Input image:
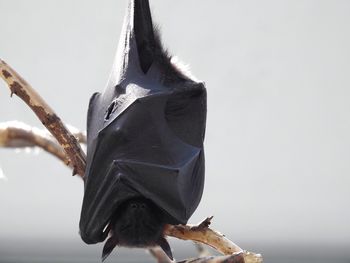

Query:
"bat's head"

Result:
[[101, 197, 173, 262], [111, 197, 165, 246]]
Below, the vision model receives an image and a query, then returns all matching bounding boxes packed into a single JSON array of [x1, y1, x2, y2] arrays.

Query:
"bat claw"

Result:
[[102, 236, 118, 262], [158, 237, 173, 261]]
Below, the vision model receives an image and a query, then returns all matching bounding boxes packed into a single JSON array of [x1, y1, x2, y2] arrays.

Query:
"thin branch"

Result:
[[164, 217, 242, 255], [0, 121, 85, 177], [0, 121, 69, 166], [164, 218, 262, 263], [0, 59, 86, 176]]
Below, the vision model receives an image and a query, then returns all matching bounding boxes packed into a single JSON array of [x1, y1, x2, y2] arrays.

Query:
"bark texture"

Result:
[[0, 59, 86, 176]]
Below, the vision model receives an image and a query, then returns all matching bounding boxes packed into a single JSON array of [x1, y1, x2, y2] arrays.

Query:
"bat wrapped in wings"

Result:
[[79, 0, 207, 260]]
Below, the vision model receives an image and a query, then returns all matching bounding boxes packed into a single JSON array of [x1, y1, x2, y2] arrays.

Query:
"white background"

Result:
[[0, 0, 349, 262]]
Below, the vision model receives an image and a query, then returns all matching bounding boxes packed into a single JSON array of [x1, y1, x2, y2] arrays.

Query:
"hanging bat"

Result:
[[79, 0, 206, 261]]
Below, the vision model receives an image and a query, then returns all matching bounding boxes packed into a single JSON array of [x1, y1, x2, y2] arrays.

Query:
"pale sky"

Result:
[[0, 0, 350, 261]]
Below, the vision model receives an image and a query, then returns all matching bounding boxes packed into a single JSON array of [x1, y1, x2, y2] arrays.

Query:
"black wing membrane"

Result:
[[80, 0, 206, 244]]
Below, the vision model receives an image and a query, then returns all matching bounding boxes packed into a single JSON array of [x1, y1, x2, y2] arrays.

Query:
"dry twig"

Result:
[[0, 121, 86, 177], [0, 59, 86, 176], [165, 217, 242, 255], [0, 121, 69, 165], [164, 218, 262, 263]]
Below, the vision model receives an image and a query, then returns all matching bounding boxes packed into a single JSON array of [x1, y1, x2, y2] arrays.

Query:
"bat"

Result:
[[79, 0, 207, 261]]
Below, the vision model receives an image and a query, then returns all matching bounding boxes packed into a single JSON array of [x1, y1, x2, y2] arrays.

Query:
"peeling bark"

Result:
[[0, 59, 86, 176]]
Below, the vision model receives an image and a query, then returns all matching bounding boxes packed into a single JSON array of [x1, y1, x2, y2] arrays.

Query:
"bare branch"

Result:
[[65, 124, 87, 144], [164, 217, 242, 255], [0, 121, 69, 166], [0, 59, 86, 176], [164, 218, 262, 263], [0, 121, 86, 177]]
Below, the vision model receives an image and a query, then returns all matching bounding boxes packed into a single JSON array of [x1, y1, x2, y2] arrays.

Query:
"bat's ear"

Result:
[[102, 236, 118, 262], [114, 0, 157, 76], [158, 237, 174, 261]]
